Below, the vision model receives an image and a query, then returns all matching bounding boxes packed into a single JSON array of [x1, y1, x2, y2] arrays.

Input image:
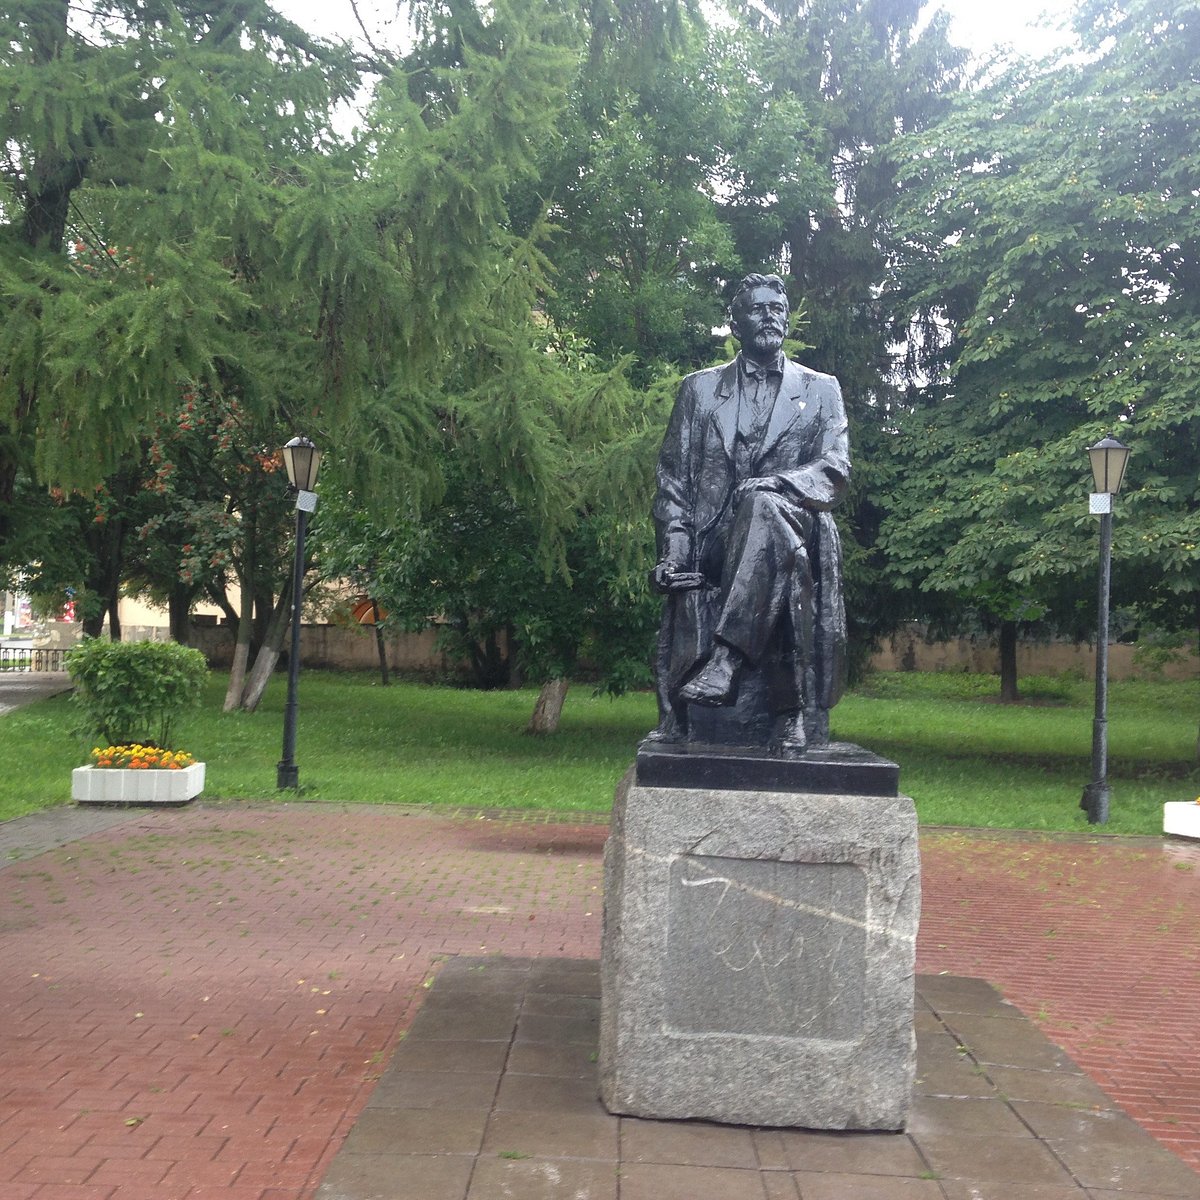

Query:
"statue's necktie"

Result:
[[737, 370, 774, 478]]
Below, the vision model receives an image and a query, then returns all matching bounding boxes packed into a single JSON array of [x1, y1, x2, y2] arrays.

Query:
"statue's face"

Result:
[[732, 286, 788, 358]]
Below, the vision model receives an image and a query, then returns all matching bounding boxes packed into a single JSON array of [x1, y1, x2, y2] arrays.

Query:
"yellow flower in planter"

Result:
[[90, 745, 196, 770]]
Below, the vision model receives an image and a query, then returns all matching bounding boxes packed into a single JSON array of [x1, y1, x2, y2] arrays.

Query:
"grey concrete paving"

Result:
[[0, 802, 142, 863], [317, 956, 1200, 1200], [0, 669, 71, 715]]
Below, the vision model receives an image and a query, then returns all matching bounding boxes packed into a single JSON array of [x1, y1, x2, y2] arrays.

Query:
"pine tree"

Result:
[[2, 0, 586, 708]]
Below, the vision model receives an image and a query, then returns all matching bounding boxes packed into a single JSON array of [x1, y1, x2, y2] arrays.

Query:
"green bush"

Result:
[[66, 638, 208, 747]]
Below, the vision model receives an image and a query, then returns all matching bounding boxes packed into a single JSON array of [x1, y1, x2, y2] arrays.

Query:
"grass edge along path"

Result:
[[0, 670, 1194, 835]]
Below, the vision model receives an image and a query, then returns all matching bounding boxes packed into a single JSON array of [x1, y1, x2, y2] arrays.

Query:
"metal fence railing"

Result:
[[0, 646, 69, 672]]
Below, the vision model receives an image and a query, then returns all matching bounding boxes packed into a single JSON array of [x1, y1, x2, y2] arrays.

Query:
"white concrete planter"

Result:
[[1163, 801, 1200, 840], [72, 762, 205, 806]]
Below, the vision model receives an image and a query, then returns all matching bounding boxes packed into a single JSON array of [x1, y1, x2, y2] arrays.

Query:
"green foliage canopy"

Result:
[[66, 637, 208, 746], [0, 0, 582, 509], [881, 0, 1200, 644]]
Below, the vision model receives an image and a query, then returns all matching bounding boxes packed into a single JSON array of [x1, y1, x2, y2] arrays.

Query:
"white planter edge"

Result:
[[1163, 800, 1200, 840], [72, 761, 205, 806]]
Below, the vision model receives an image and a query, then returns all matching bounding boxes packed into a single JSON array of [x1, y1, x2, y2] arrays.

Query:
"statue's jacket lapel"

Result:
[[693, 363, 739, 543], [758, 359, 812, 464], [696, 359, 820, 545]]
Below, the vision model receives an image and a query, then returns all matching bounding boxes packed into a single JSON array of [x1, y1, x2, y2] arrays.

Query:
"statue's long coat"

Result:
[[652, 356, 850, 719]]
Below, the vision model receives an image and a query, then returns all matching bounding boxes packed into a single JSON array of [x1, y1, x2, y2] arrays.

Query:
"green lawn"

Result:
[[2, 670, 1195, 835]]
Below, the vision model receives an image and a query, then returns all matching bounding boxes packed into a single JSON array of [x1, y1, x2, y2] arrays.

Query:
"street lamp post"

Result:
[[1081, 434, 1131, 825], [277, 436, 322, 790]]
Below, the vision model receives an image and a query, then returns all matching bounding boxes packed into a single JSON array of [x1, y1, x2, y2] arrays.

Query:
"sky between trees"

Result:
[[273, 0, 1078, 59]]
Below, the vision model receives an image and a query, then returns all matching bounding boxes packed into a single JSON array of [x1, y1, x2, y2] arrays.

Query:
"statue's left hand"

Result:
[[733, 475, 784, 503], [652, 560, 706, 593]]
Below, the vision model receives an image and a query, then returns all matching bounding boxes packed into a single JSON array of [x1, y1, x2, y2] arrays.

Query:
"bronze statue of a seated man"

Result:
[[648, 273, 849, 755]]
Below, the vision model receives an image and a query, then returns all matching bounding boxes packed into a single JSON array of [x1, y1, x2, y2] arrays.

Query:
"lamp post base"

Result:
[[277, 762, 299, 790], [1081, 781, 1110, 825]]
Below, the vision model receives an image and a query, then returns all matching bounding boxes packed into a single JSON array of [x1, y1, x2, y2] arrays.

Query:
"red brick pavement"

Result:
[[0, 807, 607, 1200], [919, 829, 1200, 1173], [0, 805, 1197, 1200]]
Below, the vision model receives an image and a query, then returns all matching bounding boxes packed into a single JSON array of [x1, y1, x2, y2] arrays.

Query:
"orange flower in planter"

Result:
[[90, 745, 196, 770]]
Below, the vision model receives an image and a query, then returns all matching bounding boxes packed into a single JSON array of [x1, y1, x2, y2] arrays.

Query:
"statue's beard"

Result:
[[749, 329, 784, 354]]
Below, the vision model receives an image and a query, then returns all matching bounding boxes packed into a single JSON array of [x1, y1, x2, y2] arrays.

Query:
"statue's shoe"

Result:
[[643, 719, 684, 745], [679, 657, 738, 706], [771, 717, 808, 758]]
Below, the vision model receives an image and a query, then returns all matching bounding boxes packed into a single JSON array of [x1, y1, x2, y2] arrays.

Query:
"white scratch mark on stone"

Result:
[[630, 846, 916, 943], [678, 862, 865, 932], [683, 871, 801, 1005]]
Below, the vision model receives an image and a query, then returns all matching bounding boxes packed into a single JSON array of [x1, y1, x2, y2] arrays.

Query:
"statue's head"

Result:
[[730, 273, 789, 361]]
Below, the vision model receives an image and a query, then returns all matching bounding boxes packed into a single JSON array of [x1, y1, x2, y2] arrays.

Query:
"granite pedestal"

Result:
[[599, 755, 920, 1131]]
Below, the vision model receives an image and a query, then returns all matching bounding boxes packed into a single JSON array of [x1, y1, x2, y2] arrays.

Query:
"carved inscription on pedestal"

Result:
[[666, 855, 866, 1040]]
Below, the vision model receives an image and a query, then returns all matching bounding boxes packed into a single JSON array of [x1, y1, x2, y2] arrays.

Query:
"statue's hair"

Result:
[[731, 273, 788, 317]]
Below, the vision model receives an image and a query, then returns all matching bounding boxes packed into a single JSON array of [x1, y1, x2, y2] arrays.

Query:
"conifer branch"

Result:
[[347, 0, 399, 73]]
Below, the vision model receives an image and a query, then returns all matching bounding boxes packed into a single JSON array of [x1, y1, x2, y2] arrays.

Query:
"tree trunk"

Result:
[[83, 513, 126, 640], [239, 590, 292, 712], [224, 504, 258, 711], [105, 537, 123, 640], [22, 1, 80, 254], [205, 583, 239, 627], [526, 678, 570, 735], [106, 584, 122, 641], [998, 620, 1020, 703], [463, 621, 509, 689], [251, 581, 274, 661], [223, 579, 254, 712], [0, 459, 15, 546], [168, 585, 192, 644], [506, 625, 523, 689], [372, 601, 390, 687]]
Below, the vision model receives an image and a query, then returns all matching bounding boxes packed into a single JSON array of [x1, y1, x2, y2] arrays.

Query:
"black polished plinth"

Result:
[[635, 740, 899, 796]]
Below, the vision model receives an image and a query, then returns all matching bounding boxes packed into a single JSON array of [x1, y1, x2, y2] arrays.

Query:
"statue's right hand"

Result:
[[652, 561, 705, 593]]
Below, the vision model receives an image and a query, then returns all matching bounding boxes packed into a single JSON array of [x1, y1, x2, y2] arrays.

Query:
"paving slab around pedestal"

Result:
[[317, 956, 1200, 1200]]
